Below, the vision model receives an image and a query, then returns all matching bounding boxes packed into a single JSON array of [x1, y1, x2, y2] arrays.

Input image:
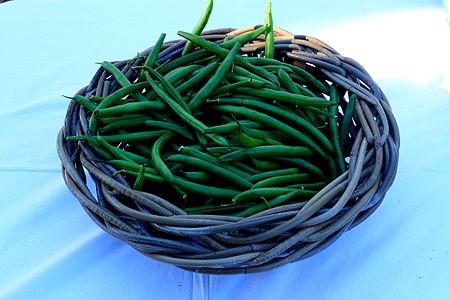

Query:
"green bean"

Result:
[[206, 146, 243, 154], [101, 61, 148, 103], [89, 95, 103, 104], [157, 49, 210, 75], [177, 31, 279, 85], [232, 65, 279, 90], [225, 73, 269, 88], [144, 72, 207, 134], [151, 131, 175, 183], [327, 156, 337, 180], [139, 33, 166, 81], [185, 203, 254, 214], [286, 182, 327, 190], [189, 42, 241, 110], [89, 82, 151, 133], [144, 120, 194, 141], [100, 117, 148, 133], [164, 64, 203, 86], [264, 2, 274, 58], [66, 134, 114, 160], [339, 93, 357, 149], [234, 87, 334, 108], [166, 154, 253, 189], [176, 62, 217, 94], [182, 0, 214, 56], [250, 158, 282, 171], [180, 146, 252, 178], [233, 189, 302, 217], [65, 95, 96, 112], [108, 159, 156, 174], [292, 81, 316, 97], [222, 25, 267, 49], [151, 132, 187, 199], [142, 66, 191, 113], [231, 161, 260, 175], [247, 57, 328, 93], [329, 84, 346, 174], [232, 187, 297, 204], [278, 68, 300, 95], [172, 176, 240, 199], [95, 101, 165, 117], [219, 145, 315, 162], [95, 82, 149, 110], [271, 157, 327, 180], [252, 173, 312, 189], [96, 114, 149, 125], [133, 164, 146, 190], [68, 130, 167, 143], [246, 167, 299, 183], [179, 171, 210, 182], [209, 100, 331, 156], [212, 105, 326, 156], [240, 126, 285, 142], [203, 120, 262, 135], [237, 130, 265, 147], [210, 80, 251, 97], [97, 135, 139, 163], [120, 169, 165, 184]]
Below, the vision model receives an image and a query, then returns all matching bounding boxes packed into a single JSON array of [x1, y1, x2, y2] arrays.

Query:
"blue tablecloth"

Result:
[[1, 1, 449, 299]]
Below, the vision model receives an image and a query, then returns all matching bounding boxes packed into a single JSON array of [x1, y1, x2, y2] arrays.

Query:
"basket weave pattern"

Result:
[[57, 27, 400, 274]]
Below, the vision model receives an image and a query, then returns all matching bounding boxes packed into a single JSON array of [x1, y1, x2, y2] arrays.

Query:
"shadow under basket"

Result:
[[57, 26, 400, 274]]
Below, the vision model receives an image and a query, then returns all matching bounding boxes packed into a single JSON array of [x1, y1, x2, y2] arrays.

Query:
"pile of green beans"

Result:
[[67, 1, 353, 217]]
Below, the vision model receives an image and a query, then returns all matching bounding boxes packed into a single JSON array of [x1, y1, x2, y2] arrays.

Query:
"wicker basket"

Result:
[[57, 26, 400, 274]]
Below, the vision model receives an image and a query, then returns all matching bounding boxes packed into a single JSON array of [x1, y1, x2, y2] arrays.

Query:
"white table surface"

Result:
[[1, 0, 449, 299]]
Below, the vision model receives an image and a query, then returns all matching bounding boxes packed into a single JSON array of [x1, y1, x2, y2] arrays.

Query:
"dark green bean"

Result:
[[250, 158, 282, 171], [108, 159, 156, 174], [180, 146, 252, 178], [176, 62, 217, 94], [252, 173, 312, 189], [222, 25, 267, 49], [65, 95, 96, 112], [133, 164, 146, 190], [339, 93, 357, 149], [246, 57, 328, 93], [246, 167, 299, 183], [329, 84, 346, 174], [142, 66, 191, 113], [219, 145, 315, 162], [233, 189, 302, 217], [68, 130, 166, 143], [139, 33, 166, 81], [203, 120, 262, 135], [101, 61, 148, 103], [166, 154, 253, 189], [179, 171, 210, 182], [213, 105, 328, 157], [286, 182, 327, 190], [189, 42, 242, 110], [271, 157, 327, 180], [95, 101, 165, 117], [144, 120, 194, 141], [97, 135, 146, 164], [157, 49, 210, 75], [232, 187, 297, 204], [209, 100, 331, 156], [177, 31, 279, 85], [234, 87, 334, 108]]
